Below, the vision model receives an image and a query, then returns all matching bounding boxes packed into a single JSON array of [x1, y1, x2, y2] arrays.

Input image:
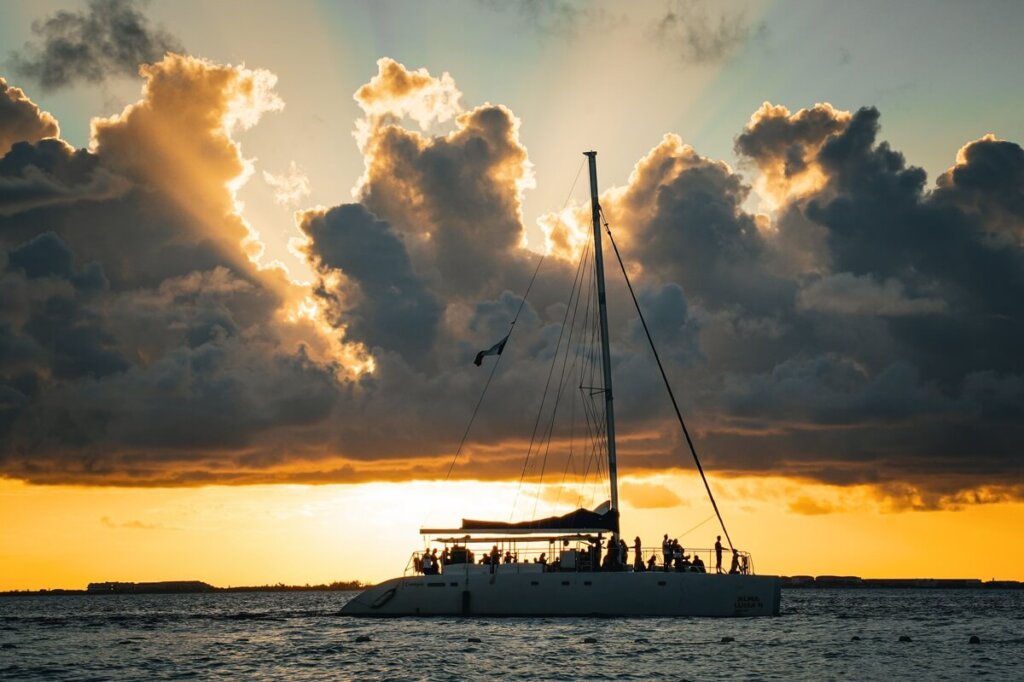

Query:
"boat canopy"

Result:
[[421, 506, 619, 536]]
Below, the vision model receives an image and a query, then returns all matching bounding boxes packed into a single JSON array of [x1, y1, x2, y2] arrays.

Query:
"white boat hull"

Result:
[[341, 570, 781, 617]]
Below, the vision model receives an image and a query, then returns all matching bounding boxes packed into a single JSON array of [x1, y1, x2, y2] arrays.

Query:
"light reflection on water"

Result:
[[1, 590, 1022, 680]]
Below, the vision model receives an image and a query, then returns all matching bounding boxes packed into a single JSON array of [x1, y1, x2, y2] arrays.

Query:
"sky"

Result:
[[1, 0, 1023, 589]]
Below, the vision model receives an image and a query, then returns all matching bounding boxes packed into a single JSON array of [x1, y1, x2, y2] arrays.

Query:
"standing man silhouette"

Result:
[[714, 535, 724, 574]]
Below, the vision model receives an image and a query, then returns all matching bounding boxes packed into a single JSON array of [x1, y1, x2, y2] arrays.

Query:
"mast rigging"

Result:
[[585, 151, 619, 542]]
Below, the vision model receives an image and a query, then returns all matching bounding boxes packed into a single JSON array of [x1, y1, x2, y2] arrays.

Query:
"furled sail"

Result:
[[460, 505, 618, 533]]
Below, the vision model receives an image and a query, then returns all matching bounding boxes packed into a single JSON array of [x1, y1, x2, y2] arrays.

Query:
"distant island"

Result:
[[1, 576, 1020, 596], [780, 576, 1022, 589], [0, 580, 366, 596]]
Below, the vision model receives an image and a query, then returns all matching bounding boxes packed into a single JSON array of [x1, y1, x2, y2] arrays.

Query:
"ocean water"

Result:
[[1, 589, 1022, 680]]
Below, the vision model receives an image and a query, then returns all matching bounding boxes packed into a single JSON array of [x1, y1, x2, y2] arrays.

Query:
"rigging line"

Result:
[[578, 270, 601, 438], [532, 243, 591, 518], [509, 157, 586, 327], [678, 514, 717, 540], [510, 224, 591, 519], [440, 249, 544, 489], [440, 156, 585, 509], [552, 364, 578, 512], [576, 397, 603, 506], [552, 247, 591, 512], [588, 258, 610, 507], [600, 206, 737, 553], [576, 261, 606, 509], [557, 247, 597, 510], [580, 346, 607, 502], [442, 352, 504, 484]]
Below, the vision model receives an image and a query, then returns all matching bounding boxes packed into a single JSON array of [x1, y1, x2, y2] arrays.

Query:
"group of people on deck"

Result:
[[413, 533, 749, 575], [413, 544, 442, 569], [658, 534, 745, 574], [658, 534, 707, 573], [585, 533, 747, 574], [415, 548, 445, 575]]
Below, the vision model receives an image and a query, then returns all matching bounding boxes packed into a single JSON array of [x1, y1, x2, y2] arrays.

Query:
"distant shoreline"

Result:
[[0, 580, 366, 597], [780, 576, 1022, 589], [2, 576, 1021, 596]]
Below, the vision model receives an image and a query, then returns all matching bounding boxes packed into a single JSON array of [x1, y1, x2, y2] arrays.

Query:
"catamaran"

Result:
[[342, 152, 781, 617]]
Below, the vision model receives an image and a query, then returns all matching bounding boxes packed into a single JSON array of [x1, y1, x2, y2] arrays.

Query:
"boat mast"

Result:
[[584, 151, 619, 540]]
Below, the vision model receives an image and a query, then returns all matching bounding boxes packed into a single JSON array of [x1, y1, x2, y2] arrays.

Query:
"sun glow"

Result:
[[281, 292, 376, 378], [2, 474, 1021, 591], [537, 204, 591, 260], [752, 163, 831, 214]]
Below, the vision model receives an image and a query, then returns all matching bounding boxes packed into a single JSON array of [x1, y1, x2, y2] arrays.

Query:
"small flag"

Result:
[[474, 334, 509, 366]]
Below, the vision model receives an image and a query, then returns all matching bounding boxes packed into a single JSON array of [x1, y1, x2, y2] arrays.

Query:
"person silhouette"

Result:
[[715, 536, 724, 574]]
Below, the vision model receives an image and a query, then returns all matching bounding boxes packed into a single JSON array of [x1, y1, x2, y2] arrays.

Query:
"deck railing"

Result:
[[405, 545, 755, 577]]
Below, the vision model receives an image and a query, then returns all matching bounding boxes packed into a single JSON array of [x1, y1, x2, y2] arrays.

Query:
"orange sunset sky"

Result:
[[1, 0, 1023, 590]]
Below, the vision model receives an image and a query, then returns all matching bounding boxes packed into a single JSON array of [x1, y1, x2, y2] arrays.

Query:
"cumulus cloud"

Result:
[[571, 100, 1023, 506], [0, 138, 131, 215], [735, 102, 850, 207], [601, 132, 789, 314], [934, 134, 1024, 247], [90, 53, 284, 267], [298, 203, 443, 362], [0, 54, 350, 485], [0, 55, 563, 487], [9, 0, 184, 91], [0, 78, 60, 156], [0, 55, 1022, 508], [354, 57, 462, 131], [353, 59, 536, 300]]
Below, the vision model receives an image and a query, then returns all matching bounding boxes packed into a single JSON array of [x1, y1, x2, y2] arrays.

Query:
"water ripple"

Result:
[[0, 590, 1022, 680]]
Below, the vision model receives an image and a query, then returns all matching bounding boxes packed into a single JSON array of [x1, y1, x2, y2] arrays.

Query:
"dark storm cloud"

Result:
[[0, 218, 344, 483], [654, 0, 766, 65], [0, 57, 570, 486], [299, 203, 443, 362], [605, 133, 793, 315], [9, 0, 184, 91], [735, 102, 849, 178], [1, 170, 230, 291], [631, 283, 702, 367], [0, 138, 130, 215], [933, 135, 1024, 245], [734, 101, 849, 210], [557, 101, 1024, 505], [356, 102, 536, 300], [676, 103, 1024, 502], [0, 55, 346, 484], [800, 107, 1024, 385], [0, 54, 1021, 506]]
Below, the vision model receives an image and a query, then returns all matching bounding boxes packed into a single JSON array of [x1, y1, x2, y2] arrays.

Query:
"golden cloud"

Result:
[[0, 76, 59, 155]]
